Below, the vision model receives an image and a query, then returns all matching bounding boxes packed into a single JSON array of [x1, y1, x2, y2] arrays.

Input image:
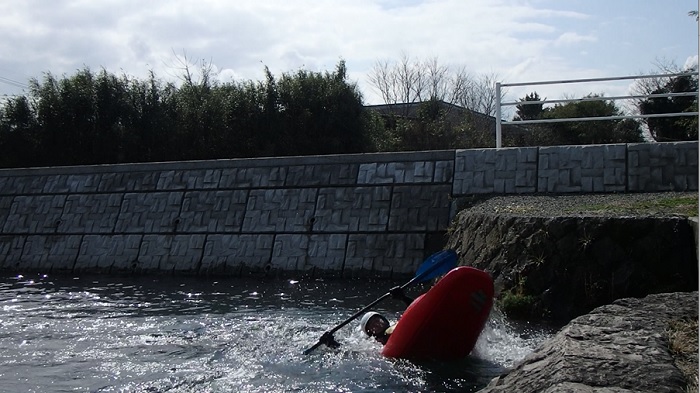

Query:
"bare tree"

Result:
[[368, 54, 456, 105], [422, 57, 452, 102], [454, 71, 505, 117], [395, 53, 419, 104], [367, 59, 396, 104], [367, 54, 506, 118]]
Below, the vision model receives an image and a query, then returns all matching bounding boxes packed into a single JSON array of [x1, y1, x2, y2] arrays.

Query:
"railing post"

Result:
[[496, 82, 501, 149], [495, 82, 502, 148]]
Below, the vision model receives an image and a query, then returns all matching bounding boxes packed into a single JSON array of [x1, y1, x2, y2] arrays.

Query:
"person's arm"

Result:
[[389, 286, 414, 306], [319, 332, 340, 348]]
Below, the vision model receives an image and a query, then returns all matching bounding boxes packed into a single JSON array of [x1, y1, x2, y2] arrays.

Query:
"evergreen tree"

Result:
[[0, 61, 378, 168], [514, 92, 544, 121], [0, 95, 39, 167], [275, 60, 368, 156], [638, 72, 698, 141], [543, 96, 644, 145]]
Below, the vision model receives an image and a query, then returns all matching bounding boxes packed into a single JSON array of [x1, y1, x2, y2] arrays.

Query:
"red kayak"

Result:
[[381, 266, 494, 360]]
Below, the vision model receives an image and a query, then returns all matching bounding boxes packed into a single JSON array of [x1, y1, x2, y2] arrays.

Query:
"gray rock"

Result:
[[479, 292, 698, 393], [447, 211, 697, 320]]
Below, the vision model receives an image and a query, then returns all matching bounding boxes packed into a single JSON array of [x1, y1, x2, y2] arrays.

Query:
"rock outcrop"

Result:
[[478, 291, 698, 393], [447, 212, 698, 321]]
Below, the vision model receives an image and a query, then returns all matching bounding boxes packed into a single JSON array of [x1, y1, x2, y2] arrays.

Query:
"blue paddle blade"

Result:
[[414, 249, 457, 282]]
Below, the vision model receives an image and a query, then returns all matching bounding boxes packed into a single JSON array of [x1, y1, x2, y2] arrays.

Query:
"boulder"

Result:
[[479, 291, 698, 393]]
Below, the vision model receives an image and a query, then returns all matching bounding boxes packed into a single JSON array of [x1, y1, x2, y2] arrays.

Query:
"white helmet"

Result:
[[360, 312, 389, 337]]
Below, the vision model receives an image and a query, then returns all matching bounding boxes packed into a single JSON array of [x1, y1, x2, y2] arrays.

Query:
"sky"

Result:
[[0, 0, 697, 113]]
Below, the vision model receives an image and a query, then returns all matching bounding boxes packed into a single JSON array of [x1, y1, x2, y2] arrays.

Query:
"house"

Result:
[[365, 100, 529, 139]]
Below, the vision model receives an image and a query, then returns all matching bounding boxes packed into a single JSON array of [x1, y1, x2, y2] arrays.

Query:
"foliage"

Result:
[[510, 93, 644, 146], [499, 292, 537, 320], [498, 275, 537, 320], [4, 56, 686, 168], [638, 71, 698, 142], [376, 99, 477, 151], [513, 92, 544, 121], [0, 95, 39, 167], [543, 97, 644, 145], [0, 61, 378, 168], [275, 62, 369, 156]]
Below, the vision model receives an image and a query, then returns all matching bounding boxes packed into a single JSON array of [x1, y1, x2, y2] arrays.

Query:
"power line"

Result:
[[0, 75, 29, 89]]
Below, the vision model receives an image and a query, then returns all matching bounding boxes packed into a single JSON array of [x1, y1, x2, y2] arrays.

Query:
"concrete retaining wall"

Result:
[[0, 142, 696, 277], [453, 142, 698, 194]]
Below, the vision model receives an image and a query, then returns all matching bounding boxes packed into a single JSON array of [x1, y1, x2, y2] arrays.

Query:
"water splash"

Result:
[[0, 275, 556, 393], [474, 307, 556, 369]]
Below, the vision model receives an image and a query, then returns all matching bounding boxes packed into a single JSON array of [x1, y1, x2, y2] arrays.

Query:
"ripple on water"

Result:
[[0, 274, 554, 393]]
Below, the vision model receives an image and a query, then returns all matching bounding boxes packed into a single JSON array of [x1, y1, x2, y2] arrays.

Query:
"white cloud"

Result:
[[554, 32, 597, 46], [0, 0, 696, 107]]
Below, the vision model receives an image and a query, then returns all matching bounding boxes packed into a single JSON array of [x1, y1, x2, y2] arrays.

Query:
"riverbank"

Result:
[[446, 192, 698, 392], [447, 191, 698, 320], [478, 291, 698, 392]]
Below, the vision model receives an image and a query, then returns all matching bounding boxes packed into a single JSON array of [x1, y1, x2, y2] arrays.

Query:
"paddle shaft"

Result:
[[327, 268, 430, 334], [303, 261, 440, 355]]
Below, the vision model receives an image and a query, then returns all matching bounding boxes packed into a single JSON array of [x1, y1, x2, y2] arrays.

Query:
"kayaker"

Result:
[[360, 286, 415, 345], [360, 311, 392, 344]]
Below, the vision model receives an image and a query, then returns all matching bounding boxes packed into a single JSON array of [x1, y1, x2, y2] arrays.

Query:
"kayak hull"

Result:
[[381, 266, 494, 360]]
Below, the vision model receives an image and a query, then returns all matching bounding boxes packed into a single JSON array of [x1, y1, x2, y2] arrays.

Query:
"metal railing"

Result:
[[495, 72, 699, 148]]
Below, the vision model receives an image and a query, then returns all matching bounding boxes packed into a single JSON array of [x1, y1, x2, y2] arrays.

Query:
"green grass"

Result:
[[498, 292, 537, 320]]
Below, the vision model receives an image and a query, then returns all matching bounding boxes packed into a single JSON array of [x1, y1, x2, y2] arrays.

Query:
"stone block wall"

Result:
[[628, 142, 699, 191], [453, 147, 538, 194], [452, 141, 698, 195], [537, 144, 627, 193], [0, 151, 455, 278], [0, 141, 697, 277]]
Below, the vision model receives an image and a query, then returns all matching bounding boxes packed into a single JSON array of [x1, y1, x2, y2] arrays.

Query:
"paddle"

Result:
[[303, 249, 457, 355]]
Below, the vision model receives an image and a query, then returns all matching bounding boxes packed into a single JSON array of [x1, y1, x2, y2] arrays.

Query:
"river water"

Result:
[[0, 273, 555, 393]]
